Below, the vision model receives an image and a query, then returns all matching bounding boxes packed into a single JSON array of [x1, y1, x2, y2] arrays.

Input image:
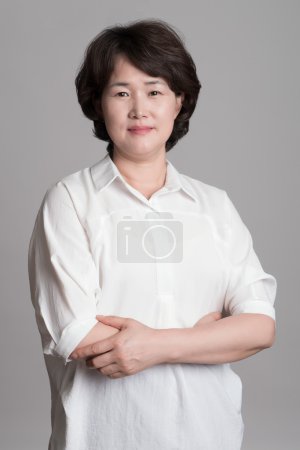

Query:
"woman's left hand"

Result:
[[71, 315, 163, 379]]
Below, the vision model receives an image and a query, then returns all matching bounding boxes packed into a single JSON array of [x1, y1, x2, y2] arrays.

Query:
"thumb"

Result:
[[96, 315, 126, 330]]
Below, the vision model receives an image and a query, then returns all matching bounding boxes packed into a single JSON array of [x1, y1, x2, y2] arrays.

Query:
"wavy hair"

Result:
[[75, 19, 201, 156]]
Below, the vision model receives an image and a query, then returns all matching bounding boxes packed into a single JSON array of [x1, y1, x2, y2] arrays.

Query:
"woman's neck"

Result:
[[111, 150, 168, 199]]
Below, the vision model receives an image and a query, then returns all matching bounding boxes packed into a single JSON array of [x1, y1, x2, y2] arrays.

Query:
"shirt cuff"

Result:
[[231, 300, 276, 321], [52, 318, 99, 365]]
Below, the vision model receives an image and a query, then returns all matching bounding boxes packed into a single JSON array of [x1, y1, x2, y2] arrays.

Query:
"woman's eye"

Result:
[[115, 91, 161, 97], [116, 92, 129, 97]]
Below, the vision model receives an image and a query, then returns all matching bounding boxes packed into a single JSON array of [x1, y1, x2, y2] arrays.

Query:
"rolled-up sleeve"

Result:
[[223, 192, 277, 321], [28, 181, 99, 364]]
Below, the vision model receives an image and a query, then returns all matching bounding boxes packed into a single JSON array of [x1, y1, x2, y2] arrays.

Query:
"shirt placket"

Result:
[[147, 194, 176, 327]]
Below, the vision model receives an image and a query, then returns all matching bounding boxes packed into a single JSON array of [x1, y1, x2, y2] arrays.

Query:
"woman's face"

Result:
[[99, 54, 184, 159]]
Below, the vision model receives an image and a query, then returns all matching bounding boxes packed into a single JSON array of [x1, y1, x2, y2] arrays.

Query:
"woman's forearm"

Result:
[[156, 313, 276, 365], [71, 322, 119, 358]]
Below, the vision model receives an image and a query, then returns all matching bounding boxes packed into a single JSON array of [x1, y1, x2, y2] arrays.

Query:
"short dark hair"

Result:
[[75, 19, 201, 156]]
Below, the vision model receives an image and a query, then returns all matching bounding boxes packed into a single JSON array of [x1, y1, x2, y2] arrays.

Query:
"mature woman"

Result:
[[28, 19, 277, 450]]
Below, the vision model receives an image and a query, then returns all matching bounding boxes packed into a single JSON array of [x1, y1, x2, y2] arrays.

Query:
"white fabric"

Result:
[[28, 153, 277, 450]]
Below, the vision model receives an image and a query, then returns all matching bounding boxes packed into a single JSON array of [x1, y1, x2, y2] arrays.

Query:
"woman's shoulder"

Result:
[[39, 164, 95, 217], [179, 172, 229, 209], [48, 164, 92, 193]]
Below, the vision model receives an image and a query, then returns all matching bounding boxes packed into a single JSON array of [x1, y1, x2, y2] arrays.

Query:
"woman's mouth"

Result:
[[128, 127, 154, 135]]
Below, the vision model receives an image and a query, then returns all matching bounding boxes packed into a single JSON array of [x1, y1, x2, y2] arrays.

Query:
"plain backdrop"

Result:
[[0, 1, 299, 449]]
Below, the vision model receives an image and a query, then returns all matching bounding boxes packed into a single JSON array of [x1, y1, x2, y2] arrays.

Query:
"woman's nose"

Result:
[[129, 110, 145, 119], [128, 96, 148, 119]]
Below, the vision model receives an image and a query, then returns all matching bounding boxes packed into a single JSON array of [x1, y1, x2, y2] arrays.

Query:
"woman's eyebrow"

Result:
[[108, 80, 167, 88]]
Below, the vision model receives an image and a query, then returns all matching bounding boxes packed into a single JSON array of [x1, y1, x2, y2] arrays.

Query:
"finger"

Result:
[[193, 311, 222, 327], [106, 371, 125, 379], [97, 363, 119, 376], [86, 353, 112, 369], [72, 337, 114, 360], [96, 315, 127, 329]]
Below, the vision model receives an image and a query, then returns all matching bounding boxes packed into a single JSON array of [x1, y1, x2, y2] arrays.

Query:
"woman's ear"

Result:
[[174, 92, 185, 118]]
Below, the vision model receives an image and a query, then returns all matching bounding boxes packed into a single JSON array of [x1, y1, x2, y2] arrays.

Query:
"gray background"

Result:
[[1, 1, 299, 449]]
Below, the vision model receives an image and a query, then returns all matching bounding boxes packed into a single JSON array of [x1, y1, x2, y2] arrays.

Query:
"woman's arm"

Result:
[[72, 322, 120, 353], [156, 312, 275, 365], [70, 312, 275, 378]]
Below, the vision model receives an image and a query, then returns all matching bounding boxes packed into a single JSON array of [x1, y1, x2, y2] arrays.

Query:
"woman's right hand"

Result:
[[192, 311, 223, 328]]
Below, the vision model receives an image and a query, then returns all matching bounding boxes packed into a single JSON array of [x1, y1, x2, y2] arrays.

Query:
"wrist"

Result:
[[154, 328, 192, 364]]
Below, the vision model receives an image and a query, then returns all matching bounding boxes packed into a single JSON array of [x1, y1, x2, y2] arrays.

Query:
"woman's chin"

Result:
[[114, 145, 166, 158]]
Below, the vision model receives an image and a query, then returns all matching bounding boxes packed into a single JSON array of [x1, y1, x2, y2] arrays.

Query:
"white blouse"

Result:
[[28, 152, 277, 450]]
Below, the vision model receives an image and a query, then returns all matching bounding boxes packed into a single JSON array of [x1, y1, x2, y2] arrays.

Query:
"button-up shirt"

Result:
[[28, 152, 276, 450]]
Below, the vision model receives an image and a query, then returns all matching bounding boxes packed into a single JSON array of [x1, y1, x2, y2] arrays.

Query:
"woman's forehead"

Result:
[[107, 54, 167, 86]]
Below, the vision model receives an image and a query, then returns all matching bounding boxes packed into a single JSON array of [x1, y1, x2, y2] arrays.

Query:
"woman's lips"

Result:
[[128, 127, 153, 135]]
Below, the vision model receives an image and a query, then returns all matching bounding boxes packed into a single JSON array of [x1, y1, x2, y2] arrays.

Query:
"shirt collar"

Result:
[[90, 153, 198, 203]]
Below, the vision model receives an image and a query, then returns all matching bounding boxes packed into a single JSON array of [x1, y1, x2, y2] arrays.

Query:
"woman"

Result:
[[28, 19, 277, 450]]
